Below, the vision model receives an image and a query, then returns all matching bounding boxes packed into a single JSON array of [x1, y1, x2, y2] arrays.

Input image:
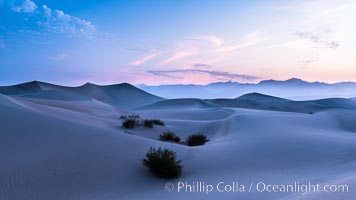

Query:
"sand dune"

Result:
[[138, 92, 356, 114], [0, 81, 164, 110], [137, 98, 218, 110], [0, 81, 42, 95], [20, 89, 92, 101], [207, 93, 356, 113], [1, 82, 356, 199]]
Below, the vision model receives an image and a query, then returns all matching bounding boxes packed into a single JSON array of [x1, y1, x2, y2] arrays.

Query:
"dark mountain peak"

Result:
[[258, 79, 277, 84], [18, 80, 41, 86], [108, 82, 136, 88], [81, 82, 134, 88], [27, 80, 39, 84], [259, 78, 309, 85], [285, 78, 306, 83], [80, 82, 98, 87], [207, 80, 240, 87]]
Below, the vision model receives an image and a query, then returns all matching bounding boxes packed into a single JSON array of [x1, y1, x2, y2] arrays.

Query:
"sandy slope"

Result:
[[140, 92, 356, 114], [0, 81, 164, 110], [1, 83, 356, 200]]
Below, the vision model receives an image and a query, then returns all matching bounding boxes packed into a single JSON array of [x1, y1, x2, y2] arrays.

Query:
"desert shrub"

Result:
[[186, 133, 209, 146], [143, 119, 165, 128], [143, 119, 154, 128], [121, 116, 165, 129], [120, 114, 140, 120], [130, 114, 141, 118], [152, 119, 165, 126], [143, 147, 182, 179], [122, 119, 138, 129], [120, 115, 127, 120], [159, 131, 181, 143]]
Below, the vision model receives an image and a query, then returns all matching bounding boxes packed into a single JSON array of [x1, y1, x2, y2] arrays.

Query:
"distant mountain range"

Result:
[[138, 78, 356, 100]]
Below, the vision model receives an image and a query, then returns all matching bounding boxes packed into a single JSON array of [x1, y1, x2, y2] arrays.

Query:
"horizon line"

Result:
[[1, 77, 356, 87]]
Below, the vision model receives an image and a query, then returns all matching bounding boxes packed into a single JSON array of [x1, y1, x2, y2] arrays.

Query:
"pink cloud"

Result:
[[217, 32, 265, 53], [158, 50, 198, 66], [190, 35, 224, 48], [157, 41, 200, 66], [130, 51, 163, 66], [136, 71, 253, 85]]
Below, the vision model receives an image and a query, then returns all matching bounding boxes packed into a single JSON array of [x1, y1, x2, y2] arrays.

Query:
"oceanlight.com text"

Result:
[[165, 181, 349, 195]]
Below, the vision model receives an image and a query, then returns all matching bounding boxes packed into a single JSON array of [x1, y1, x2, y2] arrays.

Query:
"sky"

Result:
[[0, 0, 356, 86]]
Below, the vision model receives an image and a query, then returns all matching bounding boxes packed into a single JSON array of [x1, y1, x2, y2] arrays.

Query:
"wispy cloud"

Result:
[[4, 1, 100, 39], [130, 51, 163, 66], [156, 35, 223, 67], [38, 5, 96, 38], [294, 31, 340, 50], [140, 32, 264, 67], [157, 45, 199, 66], [297, 54, 319, 65], [298, 59, 315, 64], [11, 0, 37, 13], [192, 63, 212, 68], [147, 70, 181, 79], [266, 40, 311, 49], [216, 32, 264, 53], [50, 51, 74, 61], [147, 69, 259, 81], [126, 48, 149, 52], [189, 35, 224, 48]]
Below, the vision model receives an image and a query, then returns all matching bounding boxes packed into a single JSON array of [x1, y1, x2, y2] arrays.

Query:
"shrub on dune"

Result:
[[186, 133, 209, 146], [122, 119, 138, 129], [143, 147, 182, 179], [143, 119, 154, 128], [152, 119, 165, 126], [120, 114, 165, 129], [143, 119, 165, 128], [159, 131, 181, 143]]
